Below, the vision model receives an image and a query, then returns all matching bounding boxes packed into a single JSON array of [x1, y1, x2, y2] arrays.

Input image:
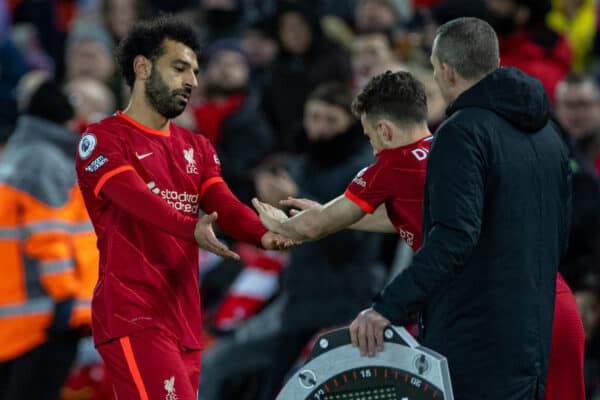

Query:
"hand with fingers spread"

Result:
[[349, 307, 391, 357], [194, 212, 240, 260], [261, 231, 298, 250], [251, 198, 289, 233], [280, 197, 322, 216]]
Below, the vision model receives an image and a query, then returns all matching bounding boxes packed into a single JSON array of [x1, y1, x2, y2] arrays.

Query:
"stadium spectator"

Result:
[[354, 0, 408, 33], [351, 31, 405, 89], [555, 73, 600, 173], [101, 0, 146, 44], [546, 0, 596, 71], [193, 39, 274, 204], [0, 79, 99, 400], [65, 22, 115, 82], [200, 0, 246, 43], [484, 0, 572, 101], [262, 1, 352, 153], [64, 77, 116, 132], [240, 17, 278, 91]]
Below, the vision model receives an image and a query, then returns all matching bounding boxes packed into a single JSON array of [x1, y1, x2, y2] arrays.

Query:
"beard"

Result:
[[144, 67, 191, 119]]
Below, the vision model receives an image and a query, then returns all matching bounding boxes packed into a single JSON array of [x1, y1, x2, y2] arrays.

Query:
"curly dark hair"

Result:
[[351, 71, 428, 124], [115, 14, 201, 87]]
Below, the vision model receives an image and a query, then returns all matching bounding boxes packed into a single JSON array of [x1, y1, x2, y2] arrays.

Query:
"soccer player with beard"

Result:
[[75, 16, 292, 400]]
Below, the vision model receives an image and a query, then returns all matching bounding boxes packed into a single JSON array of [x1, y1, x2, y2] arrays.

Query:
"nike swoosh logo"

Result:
[[135, 152, 153, 160]]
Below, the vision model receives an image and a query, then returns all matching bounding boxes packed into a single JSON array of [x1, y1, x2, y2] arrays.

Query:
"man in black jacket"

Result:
[[350, 17, 571, 400]]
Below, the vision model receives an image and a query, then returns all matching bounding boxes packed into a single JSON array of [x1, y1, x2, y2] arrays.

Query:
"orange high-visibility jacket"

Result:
[[0, 116, 99, 361]]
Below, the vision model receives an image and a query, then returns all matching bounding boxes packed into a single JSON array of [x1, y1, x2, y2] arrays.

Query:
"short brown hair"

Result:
[[351, 70, 427, 124]]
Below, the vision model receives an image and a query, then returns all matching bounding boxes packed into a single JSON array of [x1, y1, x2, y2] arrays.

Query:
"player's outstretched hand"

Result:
[[251, 198, 288, 232], [194, 212, 240, 260], [280, 196, 322, 216], [261, 231, 297, 250], [349, 307, 391, 357]]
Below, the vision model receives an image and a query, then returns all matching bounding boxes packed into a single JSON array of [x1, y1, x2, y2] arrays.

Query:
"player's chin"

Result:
[[171, 101, 187, 114]]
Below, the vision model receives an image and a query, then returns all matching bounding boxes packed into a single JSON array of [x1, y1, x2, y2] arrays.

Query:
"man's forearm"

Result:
[[278, 206, 329, 241], [349, 205, 396, 233], [278, 195, 366, 241]]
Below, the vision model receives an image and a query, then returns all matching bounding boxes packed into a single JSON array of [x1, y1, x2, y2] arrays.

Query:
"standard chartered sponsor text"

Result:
[[161, 189, 199, 214], [147, 181, 199, 214]]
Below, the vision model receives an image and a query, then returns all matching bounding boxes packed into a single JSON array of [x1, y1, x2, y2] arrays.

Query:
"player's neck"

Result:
[[390, 123, 431, 149], [122, 90, 170, 132]]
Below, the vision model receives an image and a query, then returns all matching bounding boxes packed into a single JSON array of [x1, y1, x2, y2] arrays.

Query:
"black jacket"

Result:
[[373, 67, 571, 400], [218, 92, 274, 205], [553, 120, 600, 285]]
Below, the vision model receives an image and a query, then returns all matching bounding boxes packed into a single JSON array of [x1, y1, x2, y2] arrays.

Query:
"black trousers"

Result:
[[0, 330, 79, 400]]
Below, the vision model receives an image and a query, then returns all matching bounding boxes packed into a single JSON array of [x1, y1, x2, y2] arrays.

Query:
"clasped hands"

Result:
[[251, 196, 320, 238]]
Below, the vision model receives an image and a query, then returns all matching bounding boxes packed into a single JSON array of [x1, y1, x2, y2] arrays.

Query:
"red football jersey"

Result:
[[344, 136, 433, 251], [76, 111, 224, 349]]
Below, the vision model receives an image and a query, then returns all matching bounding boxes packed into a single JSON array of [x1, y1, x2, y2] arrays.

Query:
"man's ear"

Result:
[[378, 120, 394, 142], [133, 55, 152, 81], [442, 62, 457, 87]]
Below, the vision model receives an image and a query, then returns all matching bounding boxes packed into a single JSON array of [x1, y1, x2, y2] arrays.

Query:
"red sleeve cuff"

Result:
[[199, 176, 225, 199], [94, 165, 135, 199], [344, 189, 376, 214]]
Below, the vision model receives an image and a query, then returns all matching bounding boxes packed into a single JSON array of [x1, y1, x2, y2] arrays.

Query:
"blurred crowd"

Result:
[[3, 0, 600, 399]]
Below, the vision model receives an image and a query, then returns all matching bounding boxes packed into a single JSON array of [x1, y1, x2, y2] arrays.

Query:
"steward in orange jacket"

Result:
[[0, 80, 98, 400]]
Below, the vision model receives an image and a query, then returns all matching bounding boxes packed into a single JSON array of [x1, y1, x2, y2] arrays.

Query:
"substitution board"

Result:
[[276, 326, 453, 400]]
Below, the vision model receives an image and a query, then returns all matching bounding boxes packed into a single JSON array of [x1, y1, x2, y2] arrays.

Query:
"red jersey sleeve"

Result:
[[192, 135, 267, 246], [344, 159, 392, 214], [75, 127, 133, 198], [75, 125, 197, 241], [100, 169, 198, 241], [196, 135, 225, 199], [201, 182, 268, 246]]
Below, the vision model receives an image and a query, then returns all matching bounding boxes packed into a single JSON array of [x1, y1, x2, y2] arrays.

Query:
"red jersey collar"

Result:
[[377, 134, 432, 158], [116, 110, 171, 137]]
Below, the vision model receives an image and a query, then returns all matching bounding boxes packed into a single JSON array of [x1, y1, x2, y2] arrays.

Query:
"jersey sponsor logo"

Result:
[[352, 167, 368, 188], [411, 148, 429, 161], [147, 181, 161, 194], [84, 154, 108, 172], [135, 151, 154, 160], [164, 376, 177, 400], [184, 147, 199, 174], [398, 227, 415, 247], [147, 181, 199, 214], [78, 133, 97, 160]]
